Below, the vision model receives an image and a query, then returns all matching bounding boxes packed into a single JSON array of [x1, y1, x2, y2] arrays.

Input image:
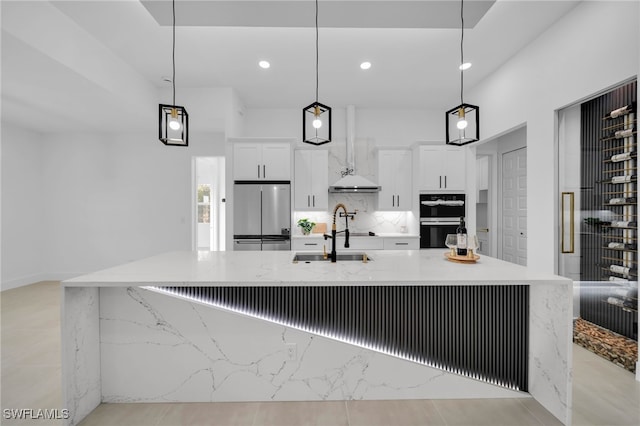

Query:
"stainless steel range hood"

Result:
[[328, 105, 381, 193]]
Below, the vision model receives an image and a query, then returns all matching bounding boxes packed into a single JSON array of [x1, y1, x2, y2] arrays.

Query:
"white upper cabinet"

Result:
[[294, 149, 328, 210], [418, 146, 466, 191], [233, 142, 291, 181], [477, 155, 489, 191], [377, 149, 412, 210]]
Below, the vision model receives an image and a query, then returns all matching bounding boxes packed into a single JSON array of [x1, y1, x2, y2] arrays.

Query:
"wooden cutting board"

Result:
[[312, 223, 327, 234]]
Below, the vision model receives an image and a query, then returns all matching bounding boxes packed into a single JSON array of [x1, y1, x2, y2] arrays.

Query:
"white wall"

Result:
[[242, 107, 444, 146], [38, 130, 225, 279], [1, 125, 225, 289], [1, 125, 46, 290], [468, 0, 639, 274]]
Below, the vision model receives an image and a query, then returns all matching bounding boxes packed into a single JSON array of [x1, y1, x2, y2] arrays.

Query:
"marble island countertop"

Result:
[[64, 249, 569, 288], [61, 249, 573, 426]]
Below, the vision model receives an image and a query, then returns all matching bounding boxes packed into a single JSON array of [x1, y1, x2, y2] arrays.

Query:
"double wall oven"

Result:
[[420, 193, 466, 249]]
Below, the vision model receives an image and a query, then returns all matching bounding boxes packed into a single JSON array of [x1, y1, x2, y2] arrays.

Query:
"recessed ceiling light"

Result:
[[360, 61, 372, 70], [259, 60, 270, 69], [459, 62, 472, 70]]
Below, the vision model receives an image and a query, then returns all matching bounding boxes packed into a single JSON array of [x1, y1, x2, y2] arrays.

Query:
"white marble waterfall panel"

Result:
[[529, 281, 573, 426], [99, 286, 526, 404], [62, 287, 101, 426]]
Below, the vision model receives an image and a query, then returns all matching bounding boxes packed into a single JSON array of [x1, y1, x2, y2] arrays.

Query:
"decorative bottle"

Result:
[[456, 217, 468, 256]]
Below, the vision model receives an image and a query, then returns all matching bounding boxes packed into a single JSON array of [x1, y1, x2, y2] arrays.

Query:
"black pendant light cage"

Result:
[[303, 0, 332, 146], [446, 103, 479, 146], [303, 102, 332, 145], [159, 104, 189, 146], [445, 0, 480, 146], [158, 0, 189, 147]]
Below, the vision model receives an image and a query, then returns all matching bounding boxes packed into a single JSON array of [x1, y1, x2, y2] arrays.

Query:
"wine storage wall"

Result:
[[580, 80, 638, 340], [152, 285, 530, 392]]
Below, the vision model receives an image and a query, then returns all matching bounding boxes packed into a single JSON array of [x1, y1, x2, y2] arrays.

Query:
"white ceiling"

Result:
[[1, 0, 582, 133]]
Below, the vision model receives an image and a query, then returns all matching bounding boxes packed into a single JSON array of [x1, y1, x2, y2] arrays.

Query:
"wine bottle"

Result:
[[608, 104, 634, 119], [611, 151, 633, 162], [456, 217, 467, 256], [614, 128, 634, 139]]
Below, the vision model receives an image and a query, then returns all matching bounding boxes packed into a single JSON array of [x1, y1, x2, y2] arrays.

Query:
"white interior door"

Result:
[[501, 148, 527, 265]]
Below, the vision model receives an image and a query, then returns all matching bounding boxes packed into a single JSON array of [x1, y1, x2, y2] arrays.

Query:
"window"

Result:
[[197, 184, 211, 224]]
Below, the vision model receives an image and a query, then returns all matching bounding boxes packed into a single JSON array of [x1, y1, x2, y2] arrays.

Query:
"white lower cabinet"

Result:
[[338, 237, 385, 251], [292, 237, 325, 251], [383, 237, 420, 250], [292, 236, 419, 251]]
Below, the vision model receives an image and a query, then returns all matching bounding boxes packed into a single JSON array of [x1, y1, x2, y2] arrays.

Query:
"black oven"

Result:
[[420, 193, 466, 249]]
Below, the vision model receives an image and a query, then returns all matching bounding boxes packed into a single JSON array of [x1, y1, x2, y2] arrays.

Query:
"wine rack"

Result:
[[600, 103, 638, 315]]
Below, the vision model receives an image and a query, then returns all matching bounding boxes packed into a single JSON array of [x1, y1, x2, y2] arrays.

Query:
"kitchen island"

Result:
[[62, 250, 572, 425]]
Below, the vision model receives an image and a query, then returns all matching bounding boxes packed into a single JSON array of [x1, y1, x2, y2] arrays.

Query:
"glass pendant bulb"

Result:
[[456, 107, 468, 129], [312, 105, 322, 128], [169, 119, 181, 130], [169, 107, 182, 130]]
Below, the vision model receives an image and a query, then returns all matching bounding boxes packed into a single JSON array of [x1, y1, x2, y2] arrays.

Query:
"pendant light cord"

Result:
[[459, 0, 464, 106], [315, 0, 319, 103], [172, 0, 176, 106]]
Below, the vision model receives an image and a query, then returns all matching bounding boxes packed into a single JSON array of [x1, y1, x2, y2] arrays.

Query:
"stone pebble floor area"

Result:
[[574, 317, 638, 373]]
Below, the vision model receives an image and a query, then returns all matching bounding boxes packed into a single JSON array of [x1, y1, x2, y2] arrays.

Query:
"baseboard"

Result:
[[1, 272, 85, 292]]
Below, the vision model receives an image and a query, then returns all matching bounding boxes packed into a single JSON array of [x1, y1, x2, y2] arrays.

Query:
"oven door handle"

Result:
[[421, 221, 458, 226]]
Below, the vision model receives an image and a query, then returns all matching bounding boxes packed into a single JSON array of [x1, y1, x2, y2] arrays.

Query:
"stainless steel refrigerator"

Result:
[[233, 183, 291, 250]]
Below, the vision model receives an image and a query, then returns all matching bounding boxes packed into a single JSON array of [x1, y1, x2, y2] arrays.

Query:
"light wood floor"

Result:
[[1, 281, 639, 425]]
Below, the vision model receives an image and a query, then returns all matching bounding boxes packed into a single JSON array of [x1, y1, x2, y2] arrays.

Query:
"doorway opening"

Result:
[[193, 157, 226, 251], [476, 126, 527, 265], [556, 79, 637, 374]]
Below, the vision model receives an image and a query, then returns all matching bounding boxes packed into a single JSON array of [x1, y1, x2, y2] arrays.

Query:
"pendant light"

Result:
[[159, 0, 189, 146], [446, 0, 479, 146], [303, 0, 331, 145]]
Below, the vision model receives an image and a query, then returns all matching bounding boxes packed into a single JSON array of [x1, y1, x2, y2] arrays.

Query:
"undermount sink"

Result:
[[292, 252, 372, 263]]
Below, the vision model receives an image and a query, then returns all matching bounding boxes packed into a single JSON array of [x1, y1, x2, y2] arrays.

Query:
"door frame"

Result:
[[192, 156, 226, 251]]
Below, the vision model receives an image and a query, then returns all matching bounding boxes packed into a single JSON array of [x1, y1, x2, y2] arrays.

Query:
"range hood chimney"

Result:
[[328, 105, 381, 193]]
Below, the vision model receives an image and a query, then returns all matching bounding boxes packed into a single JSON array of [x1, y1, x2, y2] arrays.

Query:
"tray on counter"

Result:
[[445, 252, 480, 263]]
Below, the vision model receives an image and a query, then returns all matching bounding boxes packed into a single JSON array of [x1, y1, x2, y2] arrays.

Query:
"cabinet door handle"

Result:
[[396, 242, 409, 246], [263, 165, 266, 178], [304, 243, 318, 246], [392, 195, 395, 207], [397, 195, 400, 206], [308, 195, 310, 207], [257, 165, 261, 178], [439, 176, 442, 188], [444, 176, 447, 188], [312, 195, 315, 207]]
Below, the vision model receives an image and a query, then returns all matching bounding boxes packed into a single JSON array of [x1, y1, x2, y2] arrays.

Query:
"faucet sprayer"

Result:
[[324, 204, 357, 262]]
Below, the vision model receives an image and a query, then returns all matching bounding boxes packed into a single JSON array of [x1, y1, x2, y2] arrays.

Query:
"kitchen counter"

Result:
[[62, 250, 572, 426], [65, 249, 564, 287]]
